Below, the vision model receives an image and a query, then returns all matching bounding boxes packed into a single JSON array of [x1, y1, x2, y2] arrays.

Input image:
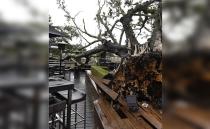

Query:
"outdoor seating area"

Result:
[[48, 26, 162, 128], [49, 28, 88, 129], [47, 0, 163, 127], [3, 0, 210, 129]]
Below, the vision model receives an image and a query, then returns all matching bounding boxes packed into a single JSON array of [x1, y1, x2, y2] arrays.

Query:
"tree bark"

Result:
[[120, 15, 139, 52], [64, 40, 129, 60], [149, 3, 162, 52], [120, 0, 156, 53]]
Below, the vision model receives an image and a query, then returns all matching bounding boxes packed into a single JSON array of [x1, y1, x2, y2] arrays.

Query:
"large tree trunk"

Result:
[[64, 40, 129, 60], [120, 15, 139, 53], [120, 0, 156, 54], [149, 3, 162, 52]]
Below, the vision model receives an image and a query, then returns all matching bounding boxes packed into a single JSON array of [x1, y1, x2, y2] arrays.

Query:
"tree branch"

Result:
[[133, 13, 155, 18], [119, 29, 124, 45], [120, 0, 156, 51], [139, 16, 148, 33], [64, 40, 129, 60], [82, 19, 100, 39], [79, 40, 101, 50], [96, 14, 118, 43], [110, 19, 120, 32], [96, 0, 118, 44]]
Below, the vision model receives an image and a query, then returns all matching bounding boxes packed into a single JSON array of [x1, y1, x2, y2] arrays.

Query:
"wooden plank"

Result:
[[101, 79, 111, 85], [87, 71, 162, 129], [138, 107, 162, 129], [120, 105, 153, 129], [94, 98, 152, 129], [86, 72, 100, 95], [118, 97, 162, 129], [163, 114, 194, 129], [89, 75, 119, 101], [172, 102, 210, 129], [94, 99, 120, 129]]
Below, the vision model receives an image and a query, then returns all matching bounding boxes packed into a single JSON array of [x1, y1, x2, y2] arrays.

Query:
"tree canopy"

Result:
[[54, 0, 161, 58]]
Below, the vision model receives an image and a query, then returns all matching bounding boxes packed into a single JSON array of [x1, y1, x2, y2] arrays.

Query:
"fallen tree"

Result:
[[56, 0, 161, 58], [63, 40, 129, 61], [110, 51, 162, 109]]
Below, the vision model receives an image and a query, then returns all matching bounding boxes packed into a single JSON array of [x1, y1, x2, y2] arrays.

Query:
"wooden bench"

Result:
[[89, 74, 119, 101], [94, 98, 154, 129]]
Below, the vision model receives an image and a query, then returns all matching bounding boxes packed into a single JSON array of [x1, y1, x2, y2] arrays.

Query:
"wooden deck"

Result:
[[58, 70, 162, 129], [64, 71, 95, 129], [86, 70, 162, 129]]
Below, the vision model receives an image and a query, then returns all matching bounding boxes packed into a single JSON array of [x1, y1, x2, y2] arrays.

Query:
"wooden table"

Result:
[[49, 77, 74, 129]]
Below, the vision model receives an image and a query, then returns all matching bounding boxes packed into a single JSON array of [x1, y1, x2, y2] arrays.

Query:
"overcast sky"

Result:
[[0, 0, 48, 24], [0, 0, 101, 48], [0, 0, 152, 49], [0, 0, 49, 43], [49, 0, 101, 49]]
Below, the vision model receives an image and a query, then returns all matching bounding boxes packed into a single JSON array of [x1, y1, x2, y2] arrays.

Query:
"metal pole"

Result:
[[60, 49, 62, 75]]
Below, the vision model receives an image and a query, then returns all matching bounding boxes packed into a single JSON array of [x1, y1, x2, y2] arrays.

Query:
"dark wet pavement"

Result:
[[65, 71, 95, 129]]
